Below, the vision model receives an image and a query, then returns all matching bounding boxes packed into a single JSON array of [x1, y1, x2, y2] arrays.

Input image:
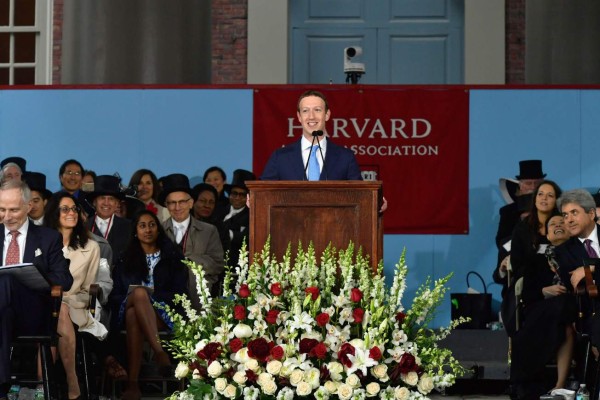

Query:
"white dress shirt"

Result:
[[301, 135, 327, 175], [3, 218, 29, 264]]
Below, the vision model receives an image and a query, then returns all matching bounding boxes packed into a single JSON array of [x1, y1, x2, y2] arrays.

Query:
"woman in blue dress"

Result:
[[108, 210, 189, 400]]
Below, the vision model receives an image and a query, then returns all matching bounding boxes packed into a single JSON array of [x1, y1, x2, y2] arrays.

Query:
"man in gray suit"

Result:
[[160, 174, 224, 309]]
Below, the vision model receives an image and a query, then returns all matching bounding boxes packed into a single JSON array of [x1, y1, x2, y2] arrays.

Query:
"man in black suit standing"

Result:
[[86, 175, 131, 264], [261, 90, 363, 181], [0, 180, 73, 398], [222, 169, 255, 267]]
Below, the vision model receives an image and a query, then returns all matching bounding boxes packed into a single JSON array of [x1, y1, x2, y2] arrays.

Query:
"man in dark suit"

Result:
[[0, 180, 73, 398], [86, 175, 131, 264], [261, 90, 363, 181], [222, 169, 255, 267], [554, 189, 600, 346]]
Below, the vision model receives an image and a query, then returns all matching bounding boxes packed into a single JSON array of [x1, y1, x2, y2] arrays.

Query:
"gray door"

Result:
[[290, 0, 464, 84]]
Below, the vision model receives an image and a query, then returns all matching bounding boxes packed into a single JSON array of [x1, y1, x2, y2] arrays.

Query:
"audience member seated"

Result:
[[203, 166, 229, 222], [86, 175, 132, 265], [191, 183, 230, 254], [555, 189, 600, 346], [128, 169, 170, 222], [222, 169, 255, 267], [108, 210, 189, 400], [81, 170, 96, 193], [160, 174, 224, 303], [23, 172, 52, 226], [0, 156, 25, 184], [511, 211, 576, 398], [44, 193, 107, 400]]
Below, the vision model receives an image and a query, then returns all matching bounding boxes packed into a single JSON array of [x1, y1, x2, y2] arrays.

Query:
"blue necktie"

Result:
[[308, 145, 320, 181]]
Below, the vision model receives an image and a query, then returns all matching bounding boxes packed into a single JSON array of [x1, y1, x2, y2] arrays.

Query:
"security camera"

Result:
[[344, 46, 365, 73]]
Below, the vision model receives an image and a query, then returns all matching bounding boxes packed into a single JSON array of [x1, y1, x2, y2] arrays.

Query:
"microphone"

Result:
[[304, 131, 323, 180]]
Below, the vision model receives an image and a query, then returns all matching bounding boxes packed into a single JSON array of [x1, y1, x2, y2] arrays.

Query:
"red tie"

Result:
[[5, 231, 20, 265]]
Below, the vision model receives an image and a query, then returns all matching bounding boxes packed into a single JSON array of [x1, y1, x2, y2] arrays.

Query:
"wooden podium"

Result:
[[246, 181, 383, 271]]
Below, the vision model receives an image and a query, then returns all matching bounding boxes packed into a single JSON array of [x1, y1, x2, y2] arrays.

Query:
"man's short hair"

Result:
[[59, 159, 84, 176], [0, 179, 32, 203], [297, 90, 329, 112], [557, 189, 596, 213]]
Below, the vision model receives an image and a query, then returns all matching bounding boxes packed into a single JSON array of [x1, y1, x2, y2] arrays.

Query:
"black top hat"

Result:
[[224, 169, 256, 193], [87, 175, 125, 201], [23, 172, 52, 199], [515, 160, 546, 180], [1, 156, 26, 172], [158, 173, 192, 206], [191, 183, 218, 201]]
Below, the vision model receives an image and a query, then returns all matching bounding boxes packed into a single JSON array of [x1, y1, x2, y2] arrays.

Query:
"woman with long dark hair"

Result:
[[108, 210, 188, 400], [510, 180, 576, 398], [128, 169, 170, 222], [45, 193, 105, 399]]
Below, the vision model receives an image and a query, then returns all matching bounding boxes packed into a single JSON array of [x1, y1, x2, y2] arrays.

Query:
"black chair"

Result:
[[10, 285, 63, 400]]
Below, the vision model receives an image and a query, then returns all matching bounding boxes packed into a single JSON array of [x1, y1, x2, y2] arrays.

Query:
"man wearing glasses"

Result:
[[160, 174, 224, 308], [222, 169, 255, 268]]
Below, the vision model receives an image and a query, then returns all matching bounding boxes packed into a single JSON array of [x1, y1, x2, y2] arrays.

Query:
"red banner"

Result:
[[252, 87, 469, 234]]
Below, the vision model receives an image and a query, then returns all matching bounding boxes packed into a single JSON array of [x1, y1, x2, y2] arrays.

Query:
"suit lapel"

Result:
[[293, 139, 308, 179], [23, 223, 39, 263]]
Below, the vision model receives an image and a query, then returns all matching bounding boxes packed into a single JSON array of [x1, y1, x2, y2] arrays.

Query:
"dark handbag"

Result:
[[451, 271, 492, 329]]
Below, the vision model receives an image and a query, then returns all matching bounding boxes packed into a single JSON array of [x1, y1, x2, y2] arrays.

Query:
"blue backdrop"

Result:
[[0, 87, 597, 327]]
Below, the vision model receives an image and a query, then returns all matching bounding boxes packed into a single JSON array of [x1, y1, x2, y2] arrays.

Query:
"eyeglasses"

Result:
[[63, 170, 81, 176], [230, 191, 247, 198], [165, 198, 192, 208], [59, 206, 80, 214], [137, 222, 157, 229]]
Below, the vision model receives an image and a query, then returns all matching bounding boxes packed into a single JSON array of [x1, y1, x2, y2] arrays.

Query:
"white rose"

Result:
[[402, 371, 419, 386], [337, 383, 354, 400], [394, 386, 410, 400], [257, 372, 273, 387], [324, 380, 338, 394], [233, 370, 247, 385], [233, 323, 253, 338], [174, 362, 189, 379], [245, 359, 260, 371], [289, 369, 304, 386], [262, 379, 278, 396], [266, 360, 283, 375], [207, 360, 223, 378], [296, 381, 313, 397], [365, 382, 380, 397], [223, 384, 238, 399], [214, 377, 228, 393], [305, 367, 321, 389], [371, 364, 389, 382], [417, 374, 434, 394], [349, 338, 365, 350], [327, 362, 344, 381], [345, 373, 360, 388]]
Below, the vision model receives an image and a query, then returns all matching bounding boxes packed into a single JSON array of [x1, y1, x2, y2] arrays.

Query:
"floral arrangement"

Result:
[[164, 241, 466, 400]]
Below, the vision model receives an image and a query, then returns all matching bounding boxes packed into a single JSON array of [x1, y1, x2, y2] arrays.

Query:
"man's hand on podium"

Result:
[[380, 197, 388, 214]]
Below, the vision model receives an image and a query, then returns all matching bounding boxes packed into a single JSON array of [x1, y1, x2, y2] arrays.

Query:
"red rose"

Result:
[[197, 342, 222, 362], [310, 342, 328, 360], [239, 284, 250, 298], [398, 353, 418, 373], [270, 282, 282, 296], [265, 309, 280, 325], [350, 288, 363, 303], [369, 346, 382, 361], [233, 304, 246, 320], [337, 343, 356, 368], [230, 338, 243, 353], [353, 308, 364, 324], [396, 311, 406, 325], [270, 345, 284, 360], [315, 312, 330, 327], [299, 338, 319, 354], [305, 286, 320, 301], [247, 338, 272, 362]]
